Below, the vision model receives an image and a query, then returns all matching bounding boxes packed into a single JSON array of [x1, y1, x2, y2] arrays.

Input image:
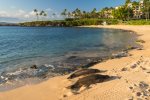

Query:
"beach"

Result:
[[0, 25, 150, 100]]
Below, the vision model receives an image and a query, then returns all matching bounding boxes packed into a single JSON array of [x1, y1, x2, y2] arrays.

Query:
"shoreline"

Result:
[[0, 25, 150, 100], [0, 27, 138, 91]]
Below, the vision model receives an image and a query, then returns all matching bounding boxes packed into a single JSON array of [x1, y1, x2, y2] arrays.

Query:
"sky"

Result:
[[0, 0, 126, 22]]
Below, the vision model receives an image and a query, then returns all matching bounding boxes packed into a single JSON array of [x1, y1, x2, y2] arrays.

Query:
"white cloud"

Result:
[[0, 11, 10, 17], [0, 9, 36, 22], [0, 8, 63, 22]]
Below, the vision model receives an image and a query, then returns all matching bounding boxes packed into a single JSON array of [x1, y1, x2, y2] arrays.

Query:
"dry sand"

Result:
[[0, 25, 150, 100]]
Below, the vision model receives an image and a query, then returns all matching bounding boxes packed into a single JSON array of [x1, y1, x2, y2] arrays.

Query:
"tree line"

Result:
[[60, 0, 150, 21], [20, 0, 150, 26], [32, 0, 150, 21]]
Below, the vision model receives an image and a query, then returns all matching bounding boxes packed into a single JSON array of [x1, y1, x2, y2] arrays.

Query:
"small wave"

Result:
[[0, 63, 75, 85]]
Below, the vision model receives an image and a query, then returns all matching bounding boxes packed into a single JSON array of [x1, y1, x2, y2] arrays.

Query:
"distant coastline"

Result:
[[0, 22, 19, 26], [19, 19, 150, 27], [1, 18, 150, 27]]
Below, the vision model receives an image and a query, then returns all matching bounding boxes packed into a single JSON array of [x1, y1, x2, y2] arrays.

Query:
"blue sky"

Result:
[[0, 0, 125, 22]]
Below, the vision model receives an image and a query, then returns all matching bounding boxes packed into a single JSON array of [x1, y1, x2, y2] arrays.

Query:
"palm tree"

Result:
[[40, 10, 45, 16], [82, 11, 87, 18], [91, 8, 97, 18], [125, 0, 131, 20], [143, 0, 150, 21], [39, 10, 47, 20], [67, 12, 72, 18], [34, 9, 39, 21], [74, 8, 81, 18], [52, 13, 56, 18], [61, 9, 67, 18], [125, 0, 131, 6]]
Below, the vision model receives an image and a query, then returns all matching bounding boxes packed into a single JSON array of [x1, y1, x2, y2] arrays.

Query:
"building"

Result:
[[133, 0, 144, 19]]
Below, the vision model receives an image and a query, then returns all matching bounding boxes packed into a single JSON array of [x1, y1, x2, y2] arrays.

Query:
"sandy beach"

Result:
[[0, 25, 150, 100]]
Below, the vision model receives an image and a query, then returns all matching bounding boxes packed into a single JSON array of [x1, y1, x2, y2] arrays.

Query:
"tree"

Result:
[[125, 0, 131, 6], [132, 1, 139, 10], [34, 9, 39, 21], [52, 13, 56, 17], [126, 7, 133, 20], [61, 9, 67, 18], [39, 10, 47, 20], [72, 8, 81, 18], [82, 11, 87, 18], [91, 8, 98, 18], [99, 7, 113, 18], [112, 6, 128, 20], [67, 12, 72, 18], [125, 0, 132, 20], [143, 0, 150, 20], [33, 9, 47, 21], [75, 8, 82, 18]]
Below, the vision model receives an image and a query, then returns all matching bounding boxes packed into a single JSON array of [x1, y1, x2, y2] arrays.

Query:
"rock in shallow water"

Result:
[[30, 65, 38, 69], [112, 51, 129, 59]]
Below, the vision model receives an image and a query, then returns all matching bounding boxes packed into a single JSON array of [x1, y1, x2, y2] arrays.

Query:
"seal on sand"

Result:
[[68, 74, 110, 90], [68, 69, 102, 79]]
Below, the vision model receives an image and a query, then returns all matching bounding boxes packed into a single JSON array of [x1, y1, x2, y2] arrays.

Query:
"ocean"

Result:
[[0, 26, 138, 89]]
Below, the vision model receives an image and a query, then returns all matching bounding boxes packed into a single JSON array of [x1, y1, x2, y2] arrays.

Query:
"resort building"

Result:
[[103, 9, 114, 18], [133, 0, 144, 19]]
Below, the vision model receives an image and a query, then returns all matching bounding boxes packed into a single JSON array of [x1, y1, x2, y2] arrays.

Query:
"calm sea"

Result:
[[0, 26, 136, 71], [0, 26, 138, 90]]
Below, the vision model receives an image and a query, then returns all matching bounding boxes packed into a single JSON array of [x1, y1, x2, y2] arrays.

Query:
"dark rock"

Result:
[[30, 65, 38, 69], [52, 67, 75, 75], [121, 68, 128, 71], [68, 74, 110, 90], [126, 46, 138, 50], [112, 51, 128, 59], [147, 89, 150, 92], [137, 48, 144, 50], [136, 92, 142, 96], [139, 81, 149, 89], [140, 66, 146, 70], [136, 40, 145, 44], [129, 87, 133, 90], [147, 71, 150, 73], [63, 95, 67, 98], [67, 56, 77, 60], [81, 61, 100, 68], [68, 69, 102, 79], [130, 64, 137, 69]]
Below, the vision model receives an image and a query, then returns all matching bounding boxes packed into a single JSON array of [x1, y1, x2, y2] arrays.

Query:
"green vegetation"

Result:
[[20, 19, 119, 27], [125, 20, 150, 25], [33, 9, 47, 21], [20, 0, 150, 26]]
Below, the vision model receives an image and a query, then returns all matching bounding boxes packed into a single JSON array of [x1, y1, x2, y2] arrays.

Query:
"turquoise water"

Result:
[[0, 26, 139, 89], [0, 26, 136, 71]]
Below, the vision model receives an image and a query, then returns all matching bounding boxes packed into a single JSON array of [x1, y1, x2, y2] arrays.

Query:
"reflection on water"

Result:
[[0, 27, 136, 71]]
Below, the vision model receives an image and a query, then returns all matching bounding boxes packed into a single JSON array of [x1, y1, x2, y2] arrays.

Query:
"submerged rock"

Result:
[[30, 65, 38, 69], [68, 74, 110, 90], [68, 69, 102, 79]]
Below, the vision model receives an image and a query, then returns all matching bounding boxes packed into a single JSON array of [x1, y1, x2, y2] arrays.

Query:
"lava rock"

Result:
[[112, 51, 128, 59], [30, 65, 38, 69]]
